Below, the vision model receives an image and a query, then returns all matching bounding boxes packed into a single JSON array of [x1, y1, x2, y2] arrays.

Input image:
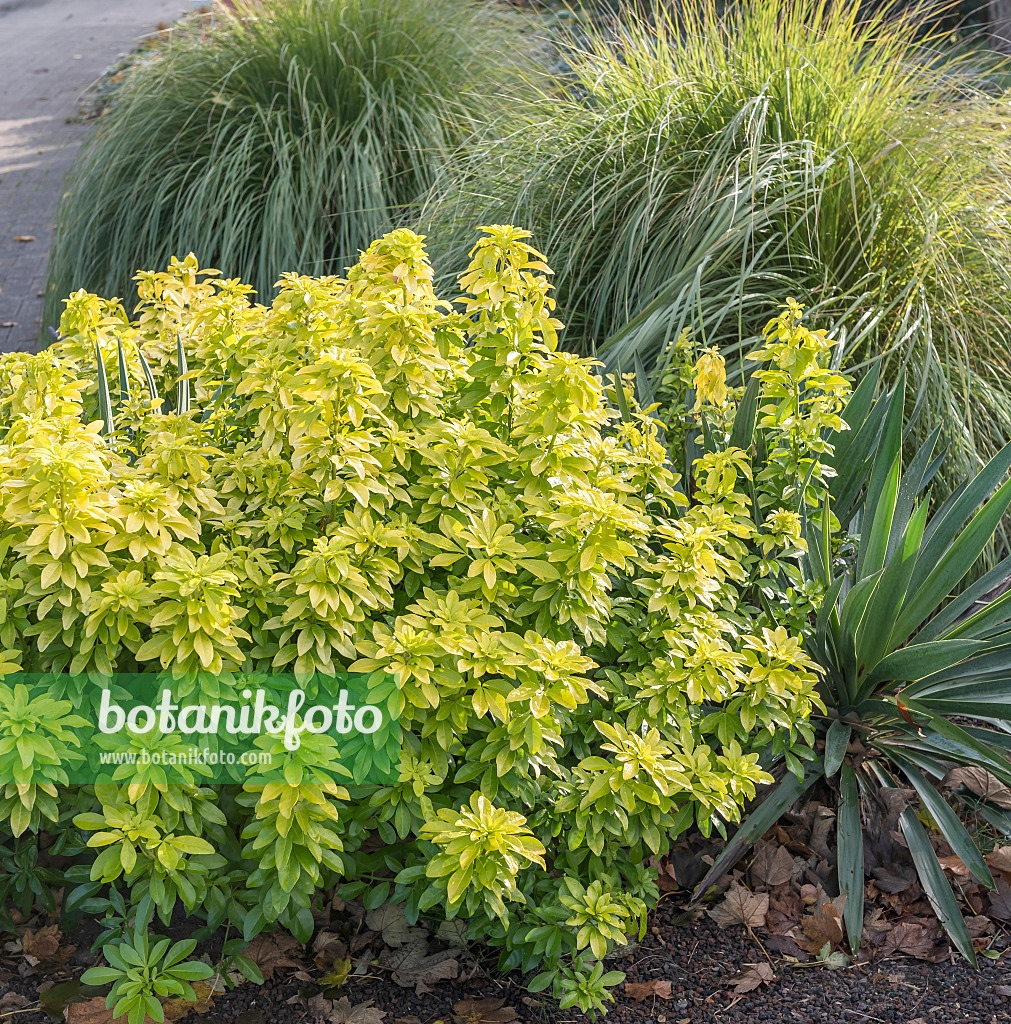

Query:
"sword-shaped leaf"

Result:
[[690, 768, 822, 902], [176, 334, 190, 415], [116, 340, 131, 403], [137, 345, 159, 402], [837, 766, 863, 952], [899, 806, 977, 965], [96, 343, 114, 436], [890, 752, 994, 889]]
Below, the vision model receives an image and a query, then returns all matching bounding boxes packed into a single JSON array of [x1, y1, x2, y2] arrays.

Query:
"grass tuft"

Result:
[[46, 0, 528, 322], [428, 0, 1011, 483]]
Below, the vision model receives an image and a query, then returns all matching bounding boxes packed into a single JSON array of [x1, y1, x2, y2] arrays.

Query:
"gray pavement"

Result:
[[0, 0, 190, 352]]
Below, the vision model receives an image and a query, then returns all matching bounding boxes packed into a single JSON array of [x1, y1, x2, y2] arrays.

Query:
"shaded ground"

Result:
[[0, 908, 1007, 1024], [0, 0, 189, 353]]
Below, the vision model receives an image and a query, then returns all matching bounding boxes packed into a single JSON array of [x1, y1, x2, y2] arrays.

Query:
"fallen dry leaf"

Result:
[[451, 997, 519, 1023], [988, 878, 1011, 922], [885, 920, 947, 962], [731, 962, 775, 994], [22, 925, 75, 968], [707, 884, 769, 929], [623, 979, 672, 1001], [65, 997, 159, 1024], [942, 766, 1011, 809], [871, 866, 916, 894], [161, 981, 215, 1020], [12, 236, 36, 243], [22, 925, 61, 961], [937, 854, 972, 879], [312, 930, 348, 972], [986, 846, 1011, 875], [966, 915, 995, 938], [748, 841, 798, 888], [381, 935, 459, 995], [0, 993, 29, 1011], [244, 930, 303, 980], [328, 997, 386, 1024], [797, 901, 845, 954], [65, 998, 116, 1024], [365, 904, 414, 948], [808, 805, 836, 860]]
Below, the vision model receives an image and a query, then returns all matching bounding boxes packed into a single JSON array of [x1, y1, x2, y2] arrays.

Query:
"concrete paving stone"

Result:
[[0, 0, 190, 353]]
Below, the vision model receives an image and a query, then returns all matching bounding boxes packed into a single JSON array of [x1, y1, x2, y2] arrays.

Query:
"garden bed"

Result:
[[0, 912, 1007, 1024]]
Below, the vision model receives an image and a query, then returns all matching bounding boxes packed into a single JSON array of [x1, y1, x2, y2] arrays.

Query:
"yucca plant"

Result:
[[45, 0, 528, 322], [696, 376, 1011, 963], [429, 0, 1011, 487]]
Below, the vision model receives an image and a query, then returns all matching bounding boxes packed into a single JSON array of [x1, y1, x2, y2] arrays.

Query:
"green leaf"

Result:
[[891, 472, 1011, 646], [611, 370, 631, 424], [527, 971, 553, 993], [856, 450, 900, 582], [823, 720, 851, 778], [837, 766, 863, 953], [729, 371, 761, 450], [232, 954, 263, 985], [917, 552, 1011, 642], [137, 345, 159, 402], [169, 962, 214, 981], [857, 374, 904, 577], [889, 753, 994, 889], [898, 806, 977, 965], [116, 340, 131, 403], [862, 639, 988, 688], [690, 767, 822, 902], [852, 499, 929, 687], [885, 424, 940, 564], [175, 334, 190, 416], [96, 343, 114, 436]]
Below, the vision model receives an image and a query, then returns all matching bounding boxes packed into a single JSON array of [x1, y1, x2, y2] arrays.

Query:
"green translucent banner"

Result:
[[0, 673, 401, 786]]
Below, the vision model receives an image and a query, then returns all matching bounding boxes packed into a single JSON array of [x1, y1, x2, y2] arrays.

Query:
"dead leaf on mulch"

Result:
[[381, 935, 459, 995], [985, 846, 1011, 874], [328, 997, 386, 1024], [65, 996, 160, 1024], [64, 997, 117, 1024], [365, 904, 414, 948], [987, 878, 1011, 922], [730, 962, 775, 994], [797, 899, 845, 954], [623, 980, 672, 1002], [308, 995, 386, 1024], [937, 854, 972, 880], [882, 920, 947, 962], [870, 866, 917, 894], [244, 930, 303, 980], [22, 925, 76, 968], [161, 980, 216, 1020], [942, 766, 1011, 809], [451, 997, 519, 1024], [707, 884, 768, 929], [748, 840, 799, 889], [965, 915, 995, 938], [0, 992, 29, 1012], [312, 931, 349, 972]]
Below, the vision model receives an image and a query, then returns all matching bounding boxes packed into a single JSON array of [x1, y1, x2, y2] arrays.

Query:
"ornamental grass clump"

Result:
[[431, 0, 1011, 485], [45, 0, 527, 321], [2, 228, 834, 1016]]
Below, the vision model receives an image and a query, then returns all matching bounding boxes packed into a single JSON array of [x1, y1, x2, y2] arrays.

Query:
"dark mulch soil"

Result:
[[3, 907, 1007, 1024]]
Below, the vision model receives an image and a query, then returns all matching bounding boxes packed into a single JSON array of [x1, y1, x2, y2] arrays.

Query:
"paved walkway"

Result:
[[0, 0, 190, 353]]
